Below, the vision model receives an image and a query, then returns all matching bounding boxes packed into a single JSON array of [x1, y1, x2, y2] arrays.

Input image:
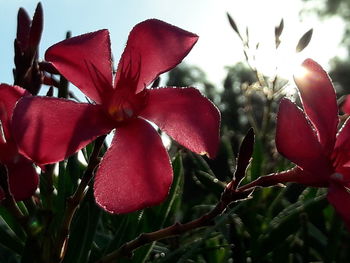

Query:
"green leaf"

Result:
[[194, 171, 225, 197], [275, 18, 284, 38], [0, 207, 26, 241], [203, 237, 228, 263], [227, 13, 242, 39], [55, 154, 84, 214], [188, 152, 216, 177], [296, 28, 313, 52], [132, 154, 185, 262], [255, 194, 328, 259], [0, 221, 23, 255], [62, 191, 101, 263]]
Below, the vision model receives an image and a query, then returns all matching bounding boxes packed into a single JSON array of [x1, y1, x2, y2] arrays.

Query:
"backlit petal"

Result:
[[332, 118, 350, 171], [45, 30, 113, 103], [94, 118, 173, 214], [115, 19, 198, 94], [294, 59, 338, 155], [12, 97, 114, 165], [342, 95, 350, 114], [276, 98, 332, 178], [6, 156, 38, 201], [139, 87, 220, 158], [327, 183, 350, 231], [0, 84, 28, 140]]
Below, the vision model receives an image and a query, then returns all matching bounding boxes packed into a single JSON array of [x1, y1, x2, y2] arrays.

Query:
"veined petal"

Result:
[[276, 98, 332, 178], [115, 19, 198, 94], [45, 30, 113, 103], [0, 84, 28, 140], [139, 87, 220, 158], [327, 183, 350, 231], [12, 97, 114, 165], [94, 118, 173, 214], [5, 156, 38, 201], [294, 59, 338, 155]]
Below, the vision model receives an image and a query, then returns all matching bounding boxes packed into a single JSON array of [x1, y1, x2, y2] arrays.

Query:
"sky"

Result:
[[0, 0, 346, 87]]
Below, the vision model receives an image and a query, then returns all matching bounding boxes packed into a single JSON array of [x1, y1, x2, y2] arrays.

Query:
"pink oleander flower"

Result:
[[13, 19, 220, 214], [274, 58, 350, 229], [0, 84, 38, 200]]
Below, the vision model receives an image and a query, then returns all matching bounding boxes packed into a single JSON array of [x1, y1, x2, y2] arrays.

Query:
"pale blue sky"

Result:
[[0, 0, 346, 87]]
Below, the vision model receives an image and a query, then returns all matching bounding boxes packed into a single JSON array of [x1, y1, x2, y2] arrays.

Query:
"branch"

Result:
[[55, 135, 106, 262], [96, 188, 252, 263]]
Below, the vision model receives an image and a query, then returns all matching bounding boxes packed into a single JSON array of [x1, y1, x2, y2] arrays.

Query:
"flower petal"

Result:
[[94, 118, 173, 214], [0, 84, 28, 140], [294, 59, 338, 155], [276, 98, 332, 178], [332, 118, 350, 176], [327, 183, 350, 231], [45, 30, 113, 103], [139, 87, 220, 158], [12, 97, 114, 165], [5, 157, 38, 201], [115, 19, 198, 94], [342, 95, 350, 114]]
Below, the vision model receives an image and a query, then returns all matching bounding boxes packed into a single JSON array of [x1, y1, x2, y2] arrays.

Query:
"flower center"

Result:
[[108, 103, 134, 122], [105, 89, 148, 123]]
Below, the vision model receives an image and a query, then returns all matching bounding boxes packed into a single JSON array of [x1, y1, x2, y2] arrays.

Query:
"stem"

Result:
[[96, 189, 251, 263], [42, 164, 55, 210], [237, 167, 299, 192], [55, 135, 106, 262]]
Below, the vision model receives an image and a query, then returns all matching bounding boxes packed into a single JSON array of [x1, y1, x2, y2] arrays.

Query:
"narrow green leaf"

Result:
[[275, 18, 284, 38], [188, 152, 216, 177], [255, 194, 327, 258], [296, 28, 313, 52], [0, 207, 26, 241], [0, 221, 23, 254], [194, 171, 225, 197], [62, 191, 101, 263], [132, 154, 185, 263], [227, 13, 241, 38], [275, 18, 284, 48]]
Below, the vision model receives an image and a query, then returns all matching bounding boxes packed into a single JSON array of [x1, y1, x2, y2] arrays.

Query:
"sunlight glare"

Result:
[[293, 64, 309, 80]]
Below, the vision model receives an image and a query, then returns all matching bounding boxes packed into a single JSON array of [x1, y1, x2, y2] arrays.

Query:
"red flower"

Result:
[[0, 84, 38, 200], [13, 20, 220, 214], [275, 59, 350, 229]]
